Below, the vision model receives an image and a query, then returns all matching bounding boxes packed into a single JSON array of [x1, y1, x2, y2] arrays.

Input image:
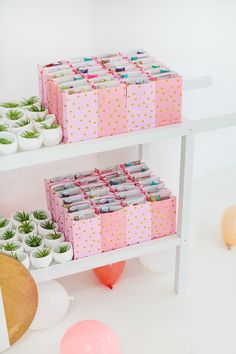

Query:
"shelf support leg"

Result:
[[0, 287, 10, 353], [175, 132, 195, 294]]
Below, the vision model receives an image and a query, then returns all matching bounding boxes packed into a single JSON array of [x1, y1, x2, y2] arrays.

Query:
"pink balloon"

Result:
[[60, 320, 120, 354]]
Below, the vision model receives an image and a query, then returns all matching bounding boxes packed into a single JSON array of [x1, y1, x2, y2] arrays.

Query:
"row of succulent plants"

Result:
[[0, 209, 73, 269], [0, 96, 63, 155]]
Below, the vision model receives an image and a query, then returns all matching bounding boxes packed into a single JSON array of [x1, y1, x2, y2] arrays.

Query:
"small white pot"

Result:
[[0, 132, 18, 155], [17, 252, 30, 269], [30, 247, 52, 268], [0, 218, 12, 235], [18, 132, 42, 151], [1, 240, 24, 256], [26, 107, 49, 119], [38, 221, 58, 236], [4, 108, 26, 127], [0, 105, 20, 115], [16, 221, 37, 242], [32, 114, 55, 130], [30, 209, 51, 225], [44, 232, 64, 249], [23, 234, 44, 253], [52, 242, 73, 263], [11, 211, 31, 228], [10, 120, 33, 134], [39, 125, 62, 146], [0, 229, 18, 245]]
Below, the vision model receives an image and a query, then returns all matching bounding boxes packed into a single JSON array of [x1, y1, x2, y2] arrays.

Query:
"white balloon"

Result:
[[30, 280, 70, 330], [139, 248, 176, 273]]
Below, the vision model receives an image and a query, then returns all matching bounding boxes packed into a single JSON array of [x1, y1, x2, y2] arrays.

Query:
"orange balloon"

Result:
[[221, 205, 236, 249], [93, 261, 125, 289]]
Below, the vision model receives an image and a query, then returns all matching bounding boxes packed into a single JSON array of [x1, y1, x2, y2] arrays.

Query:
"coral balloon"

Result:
[[30, 280, 70, 330], [93, 261, 125, 289], [221, 205, 236, 249], [60, 320, 120, 354]]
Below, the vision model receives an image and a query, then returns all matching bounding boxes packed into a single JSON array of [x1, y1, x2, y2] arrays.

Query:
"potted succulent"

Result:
[[9, 252, 30, 269], [39, 123, 62, 146], [26, 104, 48, 119], [1, 240, 23, 256], [16, 221, 37, 241], [44, 231, 64, 249], [4, 109, 25, 126], [30, 247, 52, 268], [0, 123, 8, 132], [38, 220, 58, 236], [18, 129, 43, 151], [0, 101, 20, 113], [32, 114, 55, 130], [10, 118, 33, 134], [0, 132, 18, 155], [23, 234, 43, 253], [12, 210, 30, 228], [30, 209, 51, 224], [0, 218, 12, 235], [52, 242, 73, 263], [20, 96, 39, 109], [0, 229, 18, 245]]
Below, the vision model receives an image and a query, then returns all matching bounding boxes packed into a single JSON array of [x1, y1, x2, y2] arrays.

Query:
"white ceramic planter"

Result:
[[0, 229, 18, 245], [30, 209, 51, 225], [32, 114, 55, 130], [44, 232, 64, 249], [52, 242, 73, 263], [0, 104, 20, 115], [38, 221, 58, 236], [18, 132, 43, 151], [16, 221, 37, 242], [17, 252, 30, 269], [30, 248, 52, 268], [10, 120, 33, 134], [0, 218, 12, 235], [4, 108, 25, 127], [39, 125, 63, 146], [1, 240, 24, 256], [23, 234, 44, 253], [0, 132, 18, 155], [11, 211, 31, 228], [26, 107, 49, 119]]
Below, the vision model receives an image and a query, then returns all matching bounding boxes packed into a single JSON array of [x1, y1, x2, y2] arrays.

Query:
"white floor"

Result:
[[8, 165, 236, 354]]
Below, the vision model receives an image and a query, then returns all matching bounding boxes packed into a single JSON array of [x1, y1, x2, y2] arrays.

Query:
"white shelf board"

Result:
[[0, 121, 189, 172], [31, 234, 180, 283]]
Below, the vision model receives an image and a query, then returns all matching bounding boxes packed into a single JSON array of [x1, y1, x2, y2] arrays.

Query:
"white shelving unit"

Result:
[[1, 76, 236, 352]]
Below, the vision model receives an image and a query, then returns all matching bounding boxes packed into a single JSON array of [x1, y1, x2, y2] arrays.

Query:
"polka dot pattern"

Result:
[[125, 203, 152, 245], [98, 84, 127, 137], [101, 209, 126, 252], [38, 65, 44, 105], [126, 82, 156, 131], [151, 197, 176, 239], [63, 91, 98, 143], [155, 77, 182, 126]]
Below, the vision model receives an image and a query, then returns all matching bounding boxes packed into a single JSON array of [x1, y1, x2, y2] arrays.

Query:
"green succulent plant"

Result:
[[18, 221, 34, 234], [3, 241, 18, 251], [0, 138, 11, 144], [9, 252, 19, 261], [47, 232, 62, 240], [14, 211, 30, 223], [21, 130, 40, 138], [34, 248, 51, 258], [28, 104, 46, 112], [41, 220, 56, 230], [33, 210, 48, 220], [34, 116, 47, 123], [6, 109, 23, 120], [41, 123, 59, 129], [0, 218, 8, 228], [58, 245, 69, 253], [0, 124, 8, 132], [25, 235, 42, 247], [20, 96, 39, 106], [0, 101, 19, 108], [1, 229, 15, 240], [16, 119, 31, 127]]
